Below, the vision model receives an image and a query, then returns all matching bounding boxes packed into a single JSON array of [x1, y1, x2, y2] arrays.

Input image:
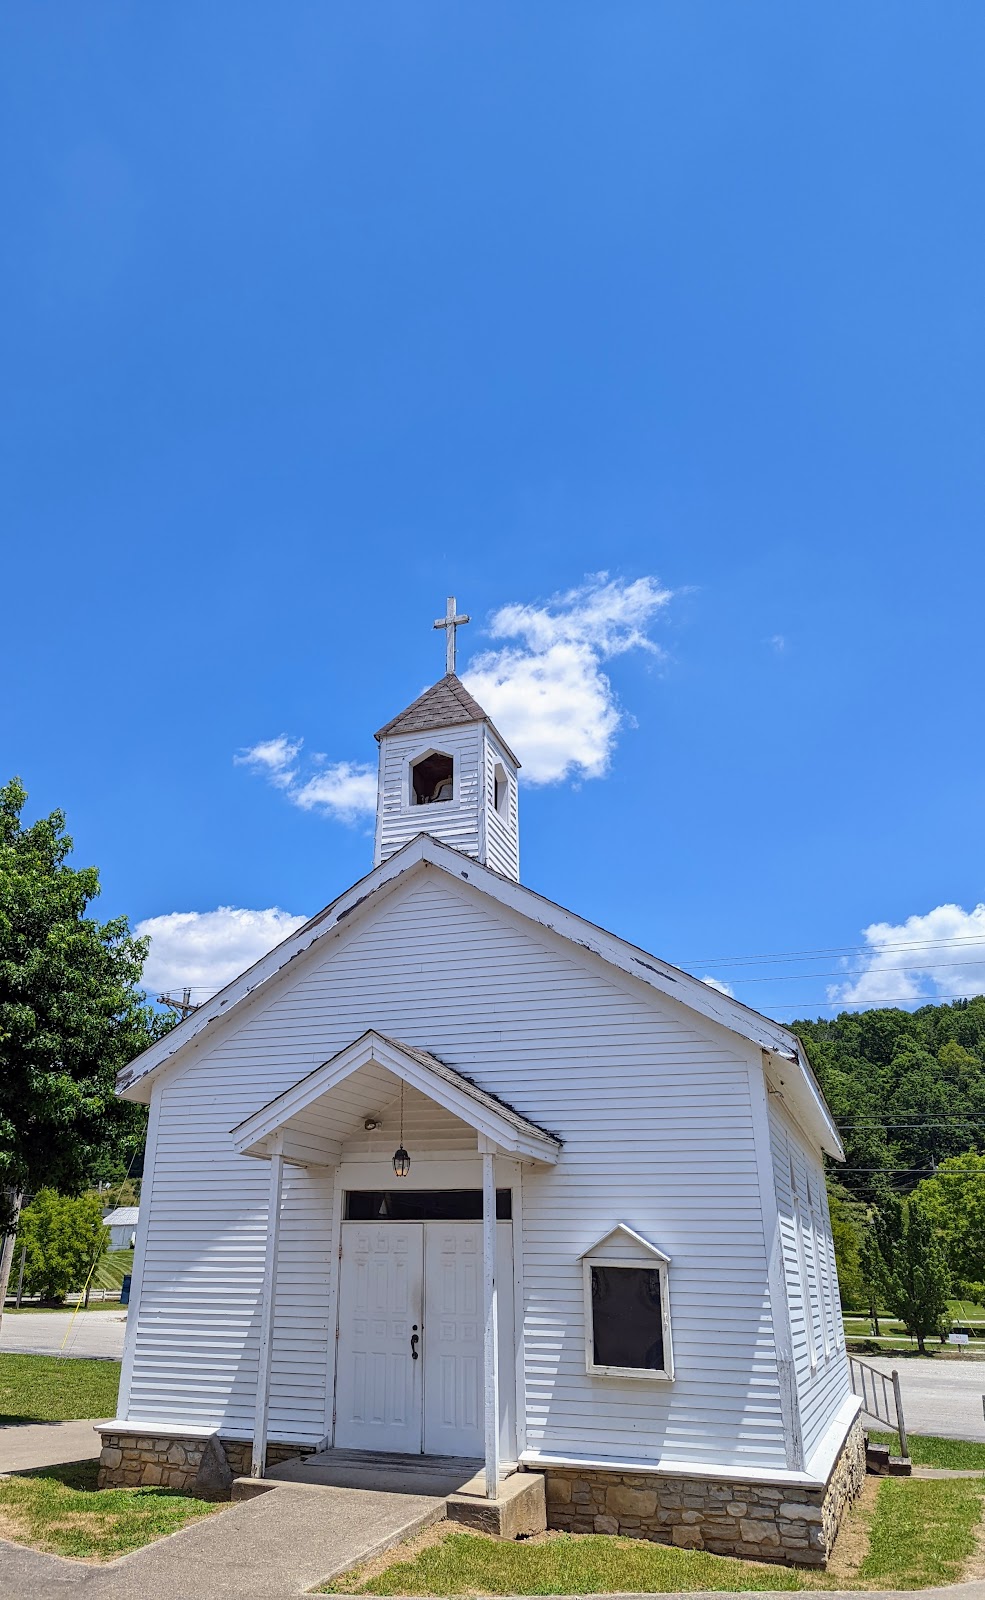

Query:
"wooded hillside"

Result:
[[794, 997, 985, 1201]]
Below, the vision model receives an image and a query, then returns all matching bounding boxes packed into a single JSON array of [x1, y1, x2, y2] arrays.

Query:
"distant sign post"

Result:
[[949, 1332, 969, 1354]]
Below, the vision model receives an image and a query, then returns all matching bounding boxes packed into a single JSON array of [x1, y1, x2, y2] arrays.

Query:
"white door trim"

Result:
[[330, 1197, 518, 1460]]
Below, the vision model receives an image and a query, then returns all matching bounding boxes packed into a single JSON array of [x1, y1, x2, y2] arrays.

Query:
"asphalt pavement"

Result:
[[863, 1353, 985, 1441], [0, 1309, 126, 1360]]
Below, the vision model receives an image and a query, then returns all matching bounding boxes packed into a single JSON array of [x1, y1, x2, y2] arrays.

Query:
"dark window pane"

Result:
[[345, 1189, 511, 1221], [591, 1265, 665, 1370]]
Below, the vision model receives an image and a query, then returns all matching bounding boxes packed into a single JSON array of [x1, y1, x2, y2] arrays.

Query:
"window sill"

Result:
[[587, 1363, 674, 1382]]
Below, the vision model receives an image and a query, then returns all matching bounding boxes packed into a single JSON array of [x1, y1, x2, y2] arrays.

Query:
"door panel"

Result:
[[334, 1223, 423, 1452], [423, 1223, 483, 1456], [334, 1217, 515, 1459]]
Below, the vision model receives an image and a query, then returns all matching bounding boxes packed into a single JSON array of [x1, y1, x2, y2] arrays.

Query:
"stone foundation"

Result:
[[544, 1417, 865, 1568], [97, 1430, 312, 1494]]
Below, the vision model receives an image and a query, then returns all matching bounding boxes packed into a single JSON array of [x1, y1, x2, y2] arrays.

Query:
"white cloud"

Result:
[[701, 974, 735, 997], [234, 735, 302, 790], [769, 634, 786, 653], [235, 574, 672, 818], [292, 762, 378, 822], [137, 905, 309, 1000], [236, 738, 376, 825], [828, 902, 985, 1007], [463, 574, 672, 784]]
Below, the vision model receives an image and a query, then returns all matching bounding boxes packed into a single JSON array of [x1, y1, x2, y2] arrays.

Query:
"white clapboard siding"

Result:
[[376, 721, 520, 881], [376, 724, 483, 864], [768, 1100, 852, 1465], [483, 733, 520, 881], [127, 866, 790, 1468]]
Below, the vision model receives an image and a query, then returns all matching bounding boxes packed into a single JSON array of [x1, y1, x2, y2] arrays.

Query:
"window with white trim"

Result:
[[581, 1230, 674, 1380]]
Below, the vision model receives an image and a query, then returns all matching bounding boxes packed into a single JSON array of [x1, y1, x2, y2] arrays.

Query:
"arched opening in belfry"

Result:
[[411, 751, 454, 805]]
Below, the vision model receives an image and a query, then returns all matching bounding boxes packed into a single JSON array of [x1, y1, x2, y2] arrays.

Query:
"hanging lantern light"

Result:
[[392, 1078, 410, 1178]]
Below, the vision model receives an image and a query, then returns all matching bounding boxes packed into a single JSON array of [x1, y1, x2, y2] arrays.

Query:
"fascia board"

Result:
[[117, 840, 433, 1099]]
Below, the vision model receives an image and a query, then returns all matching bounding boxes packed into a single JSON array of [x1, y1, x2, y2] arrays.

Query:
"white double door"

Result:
[[334, 1220, 512, 1457]]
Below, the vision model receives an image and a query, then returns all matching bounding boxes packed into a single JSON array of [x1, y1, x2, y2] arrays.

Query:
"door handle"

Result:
[[411, 1329, 419, 1360]]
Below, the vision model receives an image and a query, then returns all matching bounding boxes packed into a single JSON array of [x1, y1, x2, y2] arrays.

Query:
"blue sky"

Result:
[[3, 4, 984, 1022]]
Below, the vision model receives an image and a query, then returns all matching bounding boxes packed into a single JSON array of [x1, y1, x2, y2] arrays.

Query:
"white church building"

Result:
[[99, 632, 863, 1565]]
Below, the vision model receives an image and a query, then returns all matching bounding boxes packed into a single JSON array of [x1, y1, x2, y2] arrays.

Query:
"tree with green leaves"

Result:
[[858, 1228, 888, 1336], [796, 999, 985, 1204], [18, 1189, 108, 1304], [882, 1197, 952, 1354], [914, 1152, 985, 1284], [0, 778, 171, 1310]]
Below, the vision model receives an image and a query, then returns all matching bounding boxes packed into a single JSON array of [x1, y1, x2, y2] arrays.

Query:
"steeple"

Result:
[[372, 602, 520, 879]]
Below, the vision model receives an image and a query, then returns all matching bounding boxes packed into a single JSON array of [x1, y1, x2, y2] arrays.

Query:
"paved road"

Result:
[[0, 1310, 125, 1361], [864, 1354, 985, 1441]]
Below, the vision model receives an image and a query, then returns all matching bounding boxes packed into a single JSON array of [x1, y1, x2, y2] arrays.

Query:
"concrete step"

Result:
[[446, 1469, 546, 1538], [865, 1440, 912, 1476], [240, 1452, 547, 1540], [266, 1448, 483, 1499]]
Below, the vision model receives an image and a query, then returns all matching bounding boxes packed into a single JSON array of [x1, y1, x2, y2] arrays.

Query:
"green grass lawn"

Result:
[[91, 1248, 134, 1294], [854, 1477, 984, 1589], [0, 1460, 219, 1562], [869, 1431, 985, 1469], [323, 1474, 985, 1594], [0, 1355, 120, 1424]]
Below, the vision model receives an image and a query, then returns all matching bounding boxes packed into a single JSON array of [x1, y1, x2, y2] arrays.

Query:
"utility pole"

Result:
[[158, 986, 198, 1021]]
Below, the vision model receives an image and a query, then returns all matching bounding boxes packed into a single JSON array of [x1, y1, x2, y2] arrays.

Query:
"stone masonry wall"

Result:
[[544, 1417, 866, 1568], [97, 1432, 311, 1494]]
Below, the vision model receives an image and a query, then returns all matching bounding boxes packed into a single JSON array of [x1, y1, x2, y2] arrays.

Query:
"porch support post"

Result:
[[481, 1141, 500, 1500], [251, 1136, 284, 1478]]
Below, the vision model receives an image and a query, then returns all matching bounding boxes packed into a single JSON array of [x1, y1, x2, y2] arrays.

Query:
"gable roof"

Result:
[[102, 1206, 139, 1227], [231, 1029, 562, 1166], [580, 1223, 671, 1264], [118, 833, 843, 1158], [374, 673, 521, 766]]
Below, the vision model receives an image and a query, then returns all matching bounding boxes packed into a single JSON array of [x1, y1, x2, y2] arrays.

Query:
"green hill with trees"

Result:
[[794, 997, 985, 1337]]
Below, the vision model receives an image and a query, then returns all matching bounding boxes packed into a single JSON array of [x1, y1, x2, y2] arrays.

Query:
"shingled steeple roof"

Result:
[[374, 673, 520, 766]]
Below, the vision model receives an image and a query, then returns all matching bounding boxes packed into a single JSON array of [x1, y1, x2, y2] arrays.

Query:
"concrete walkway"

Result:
[[0, 1311, 125, 1360], [0, 1476, 446, 1599], [0, 1418, 102, 1473]]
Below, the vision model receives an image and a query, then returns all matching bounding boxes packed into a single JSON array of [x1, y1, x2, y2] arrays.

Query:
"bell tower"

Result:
[[373, 599, 520, 879]]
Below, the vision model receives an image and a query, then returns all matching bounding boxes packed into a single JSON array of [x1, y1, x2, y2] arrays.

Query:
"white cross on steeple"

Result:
[[433, 595, 470, 675]]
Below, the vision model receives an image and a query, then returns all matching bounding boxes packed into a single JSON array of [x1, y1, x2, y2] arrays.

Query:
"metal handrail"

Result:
[[848, 1353, 909, 1460]]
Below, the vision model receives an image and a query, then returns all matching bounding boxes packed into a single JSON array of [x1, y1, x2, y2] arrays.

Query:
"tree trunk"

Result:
[[0, 1191, 24, 1331], [917, 1334, 926, 1354]]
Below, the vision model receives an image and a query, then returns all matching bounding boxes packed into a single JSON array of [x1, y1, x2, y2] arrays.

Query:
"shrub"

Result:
[[18, 1190, 108, 1304]]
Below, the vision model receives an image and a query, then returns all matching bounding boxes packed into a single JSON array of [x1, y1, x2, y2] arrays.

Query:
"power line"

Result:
[[686, 933, 985, 969], [157, 987, 199, 1021], [718, 959, 985, 987], [838, 1121, 985, 1129], [765, 993, 985, 1012]]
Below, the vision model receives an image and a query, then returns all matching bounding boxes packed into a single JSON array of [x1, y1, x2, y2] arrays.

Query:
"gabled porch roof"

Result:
[[230, 1029, 562, 1168]]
